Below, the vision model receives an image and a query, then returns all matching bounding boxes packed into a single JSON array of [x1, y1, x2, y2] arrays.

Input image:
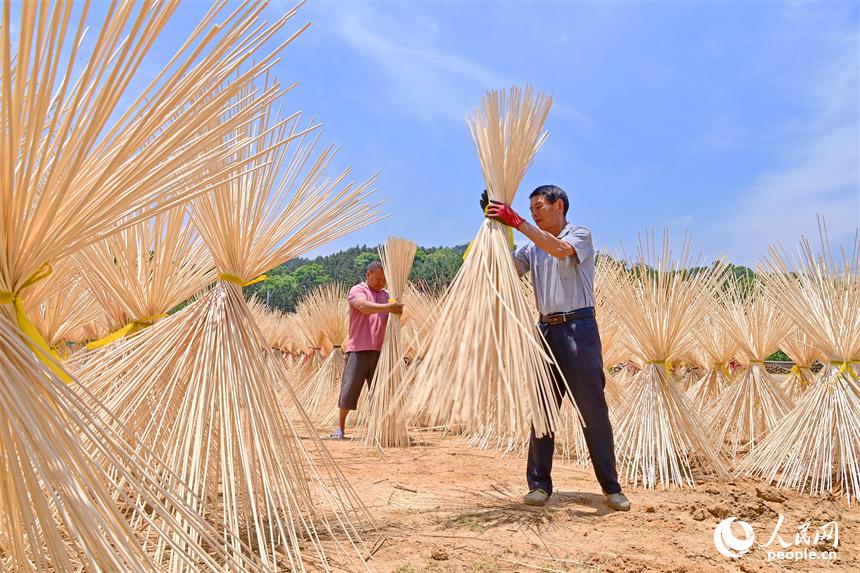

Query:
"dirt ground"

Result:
[[322, 430, 859, 573]]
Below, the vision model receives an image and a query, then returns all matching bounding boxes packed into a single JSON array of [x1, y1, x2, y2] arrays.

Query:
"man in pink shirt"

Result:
[[331, 261, 403, 439]]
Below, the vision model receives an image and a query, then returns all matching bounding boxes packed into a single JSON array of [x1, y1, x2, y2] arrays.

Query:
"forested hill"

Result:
[[245, 243, 759, 317], [245, 244, 468, 311]]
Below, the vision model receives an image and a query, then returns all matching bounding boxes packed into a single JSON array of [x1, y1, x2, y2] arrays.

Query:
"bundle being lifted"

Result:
[[295, 283, 349, 423], [75, 100, 383, 569], [407, 86, 569, 446], [779, 330, 822, 401], [707, 282, 792, 458], [0, 0, 300, 568], [686, 314, 739, 414], [364, 237, 417, 450], [604, 231, 732, 489], [739, 225, 860, 501]]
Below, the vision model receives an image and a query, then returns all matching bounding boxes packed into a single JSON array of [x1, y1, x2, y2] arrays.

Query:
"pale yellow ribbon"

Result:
[[218, 272, 268, 287], [85, 313, 168, 351], [0, 263, 72, 383]]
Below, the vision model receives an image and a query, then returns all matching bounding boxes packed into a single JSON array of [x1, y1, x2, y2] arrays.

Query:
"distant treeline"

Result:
[[244, 245, 790, 361], [246, 244, 760, 314], [245, 244, 468, 311]]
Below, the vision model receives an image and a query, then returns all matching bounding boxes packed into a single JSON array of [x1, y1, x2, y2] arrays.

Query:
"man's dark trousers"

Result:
[[527, 309, 622, 495]]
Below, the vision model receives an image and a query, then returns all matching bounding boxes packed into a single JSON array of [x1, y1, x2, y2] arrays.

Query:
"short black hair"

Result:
[[366, 260, 384, 274], [529, 185, 569, 216]]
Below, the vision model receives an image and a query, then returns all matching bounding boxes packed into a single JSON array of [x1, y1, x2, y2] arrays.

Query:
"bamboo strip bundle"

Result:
[[78, 207, 214, 349], [295, 284, 349, 422], [604, 231, 732, 489], [401, 282, 440, 362], [74, 99, 383, 569], [1, 1, 310, 567], [275, 312, 307, 356], [686, 314, 739, 414], [739, 225, 860, 501], [364, 237, 417, 449], [23, 261, 102, 354], [406, 86, 570, 446], [0, 317, 272, 572], [594, 255, 628, 409], [780, 330, 822, 400], [707, 283, 793, 458]]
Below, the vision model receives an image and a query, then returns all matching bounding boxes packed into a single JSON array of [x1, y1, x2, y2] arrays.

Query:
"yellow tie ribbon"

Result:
[[646, 360, 673, 376], [0, 263, 72, 383], [388, 298, 398, 303], [85, 313, 168, 351], [833, 361, 859, 382], [218, 272, 268, 287]]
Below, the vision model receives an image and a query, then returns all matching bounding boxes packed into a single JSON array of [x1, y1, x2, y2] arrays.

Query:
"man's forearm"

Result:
[[354, 300, 391, 315], [517, 222, 575, 260]]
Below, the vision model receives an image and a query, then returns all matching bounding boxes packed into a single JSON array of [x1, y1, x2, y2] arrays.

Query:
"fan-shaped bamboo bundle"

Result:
[[292, 299, 331, 376], [296, 283, 349, 422], [1, 1, 305, 568], [276, 312, 306, 356], [23, 261, 102, 355], [707, 283, 793, 458], [74, 100, 383, 569], [407, 86, 570, 446], [739, 225, 860, 501], [78, 207, 214, 351], [364, 237, 417, 449], [780, 330, 822, 400], [604, 232, 732, 489], [686, 315, 739, 414]]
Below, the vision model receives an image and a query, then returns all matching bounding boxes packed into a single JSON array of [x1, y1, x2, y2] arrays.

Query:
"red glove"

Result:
[[485, 200, 525, 229]]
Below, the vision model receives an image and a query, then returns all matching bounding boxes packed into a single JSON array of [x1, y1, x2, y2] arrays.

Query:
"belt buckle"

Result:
[[546, 314, 564, 325]]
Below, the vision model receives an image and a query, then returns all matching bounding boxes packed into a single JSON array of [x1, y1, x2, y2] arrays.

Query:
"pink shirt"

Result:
[[344, 282, 390, 352]]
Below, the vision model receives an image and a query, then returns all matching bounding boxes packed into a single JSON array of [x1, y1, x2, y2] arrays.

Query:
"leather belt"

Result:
[[539, 306, 595, 325]]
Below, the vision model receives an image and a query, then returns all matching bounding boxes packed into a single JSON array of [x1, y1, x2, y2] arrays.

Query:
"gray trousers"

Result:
[[338, 350, 381, 410]]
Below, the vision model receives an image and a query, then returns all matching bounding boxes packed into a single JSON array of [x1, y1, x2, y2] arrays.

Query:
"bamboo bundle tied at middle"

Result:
[[406, 86, 577, 446]]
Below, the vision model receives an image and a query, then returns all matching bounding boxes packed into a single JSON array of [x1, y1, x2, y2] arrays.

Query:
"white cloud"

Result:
[[707, 33, 859, 264], [332, 7, 509, 124]]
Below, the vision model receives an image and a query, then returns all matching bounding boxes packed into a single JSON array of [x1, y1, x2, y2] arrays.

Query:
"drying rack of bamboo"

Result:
[[1, 1, 308, 568], [707, 282, 793, 458], [739, 223, 860, 501], [74, 97, 384, 570], [604, 231, 732, 489], [364, 237, 417, 449], [406, 86, 573, 449]]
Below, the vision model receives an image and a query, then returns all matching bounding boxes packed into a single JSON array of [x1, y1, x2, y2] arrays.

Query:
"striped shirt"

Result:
[[513, 223, 595, 315]]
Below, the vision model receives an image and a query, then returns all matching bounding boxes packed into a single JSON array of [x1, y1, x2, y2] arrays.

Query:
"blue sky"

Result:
[[13, 0, 859, 265]]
